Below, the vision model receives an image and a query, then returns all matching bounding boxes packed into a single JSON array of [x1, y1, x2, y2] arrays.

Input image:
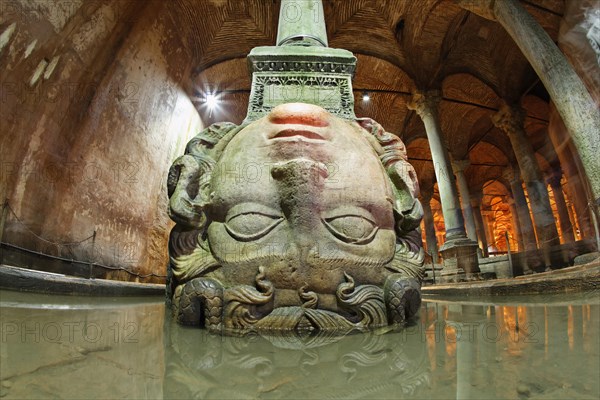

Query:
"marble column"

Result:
[[563, 171, 592, 239], [482, 210, 496, 251], [471, 190, 489, 257], [505, 169, 539, 273], [457, 0, 600, 207], [507, 197, 524, 251], [420, 185, 439, 264], [408, 90, 479, 277], [547, 168, 575, 243], [452, 160, 479, 245], [493, 105, 560, 249], [567, 201, 581, 240], [504, 168, 538, 252]]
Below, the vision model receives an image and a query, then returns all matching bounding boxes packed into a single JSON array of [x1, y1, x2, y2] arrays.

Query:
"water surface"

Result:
[[1, 289, 598, 399]]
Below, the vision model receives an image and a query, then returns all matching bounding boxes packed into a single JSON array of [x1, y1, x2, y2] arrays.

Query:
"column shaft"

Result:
[[508, 199, 524, 251], [472, 202, 489, 257], [482, 211, 495, 251], [548, 173, 575, 243], [509, 178, 538, 251], [422, 197, 439, 263], [453, 161, 479, 244], [565, 178, 591, 239], [408, 93, 467, 241]]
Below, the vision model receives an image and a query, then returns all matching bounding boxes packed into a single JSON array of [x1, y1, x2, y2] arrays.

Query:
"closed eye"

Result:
[[225, 212, 283, 242], [323, 214, 378, 245]]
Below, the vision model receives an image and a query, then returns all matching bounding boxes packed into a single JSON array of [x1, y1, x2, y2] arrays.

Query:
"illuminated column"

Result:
[[504, 168, 538, 252], [507, 197, 524, 251], [408, 90, 479, 278], [471, 190, 489, 257], [421, 185, 440, 264], [456, 0, 600, 207], [562, 165, 593, 239], [452, 159, 479, 244], [547, 168, 575, 243], [567, 199, 581, 240], [493, 105, 560, 249], [481, 210, 496, 251]]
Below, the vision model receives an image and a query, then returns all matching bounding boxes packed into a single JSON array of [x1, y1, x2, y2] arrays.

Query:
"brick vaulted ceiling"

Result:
[[166, 0, 565, 189]]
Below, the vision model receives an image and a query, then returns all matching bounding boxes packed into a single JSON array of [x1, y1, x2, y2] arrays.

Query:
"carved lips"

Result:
[[267, 102, 331, 143], [271, 128, 326, 142]]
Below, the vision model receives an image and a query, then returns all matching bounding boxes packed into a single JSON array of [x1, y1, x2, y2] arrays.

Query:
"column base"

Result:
[[437, 271, 497, 284], [439, 237, 481, 281], [476, 247, 484, 259]]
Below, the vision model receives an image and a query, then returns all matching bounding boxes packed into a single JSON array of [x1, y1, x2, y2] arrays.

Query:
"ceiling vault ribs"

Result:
[[522, 0, 564, 17], [432, 11, 471, 88]]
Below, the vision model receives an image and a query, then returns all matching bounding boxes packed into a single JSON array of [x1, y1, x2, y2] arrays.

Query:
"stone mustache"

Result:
[[166, 102, 425, 334]]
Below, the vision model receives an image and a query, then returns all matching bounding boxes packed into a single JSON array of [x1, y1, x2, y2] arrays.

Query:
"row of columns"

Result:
[[413, 0, 600, 279], [414, 92, 583, 275], [456, 0, 600, 209]]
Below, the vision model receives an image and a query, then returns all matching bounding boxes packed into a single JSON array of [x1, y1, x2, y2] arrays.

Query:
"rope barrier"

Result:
[[5, 203, 95, 245], [0, 242, 166, 278], [0, 201, 167, 280]]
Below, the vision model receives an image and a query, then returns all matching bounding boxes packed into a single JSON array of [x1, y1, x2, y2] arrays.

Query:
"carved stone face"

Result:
[[206, 103, 396, 294], [167, 102, 424, 331]]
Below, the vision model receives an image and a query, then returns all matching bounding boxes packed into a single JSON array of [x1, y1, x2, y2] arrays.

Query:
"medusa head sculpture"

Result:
[[166, 103, 424, 334]]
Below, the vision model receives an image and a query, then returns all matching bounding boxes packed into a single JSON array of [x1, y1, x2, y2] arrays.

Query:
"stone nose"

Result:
[[271, 158, 328, 227], [268, 103, 330, 127]]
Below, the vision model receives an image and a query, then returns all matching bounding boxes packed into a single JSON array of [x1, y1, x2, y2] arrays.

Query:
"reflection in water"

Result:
[[0, 290, 598, 399], [421, 295, 600, 400], [164, 322, 430, 399]]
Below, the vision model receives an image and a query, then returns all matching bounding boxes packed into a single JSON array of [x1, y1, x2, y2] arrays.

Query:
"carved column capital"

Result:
[[492, 103, 525, 136], [451, 159, 470, 174], [546, 168, 563, 188], [502, 167, 521, 185], [454, 0, 497, 21], [407, 90, 442, 119]]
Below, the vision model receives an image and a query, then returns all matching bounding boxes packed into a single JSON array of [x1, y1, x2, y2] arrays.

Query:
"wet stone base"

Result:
[[423, 261, 600, 297], [437, 271, 497, 284], [0, 264, 164, 296]]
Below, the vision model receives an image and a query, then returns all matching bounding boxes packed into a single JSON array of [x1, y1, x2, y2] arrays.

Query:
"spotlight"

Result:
[[203, 92, 219, 117], [362, 92, 370, 102], [206, 93, 218, 109]]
